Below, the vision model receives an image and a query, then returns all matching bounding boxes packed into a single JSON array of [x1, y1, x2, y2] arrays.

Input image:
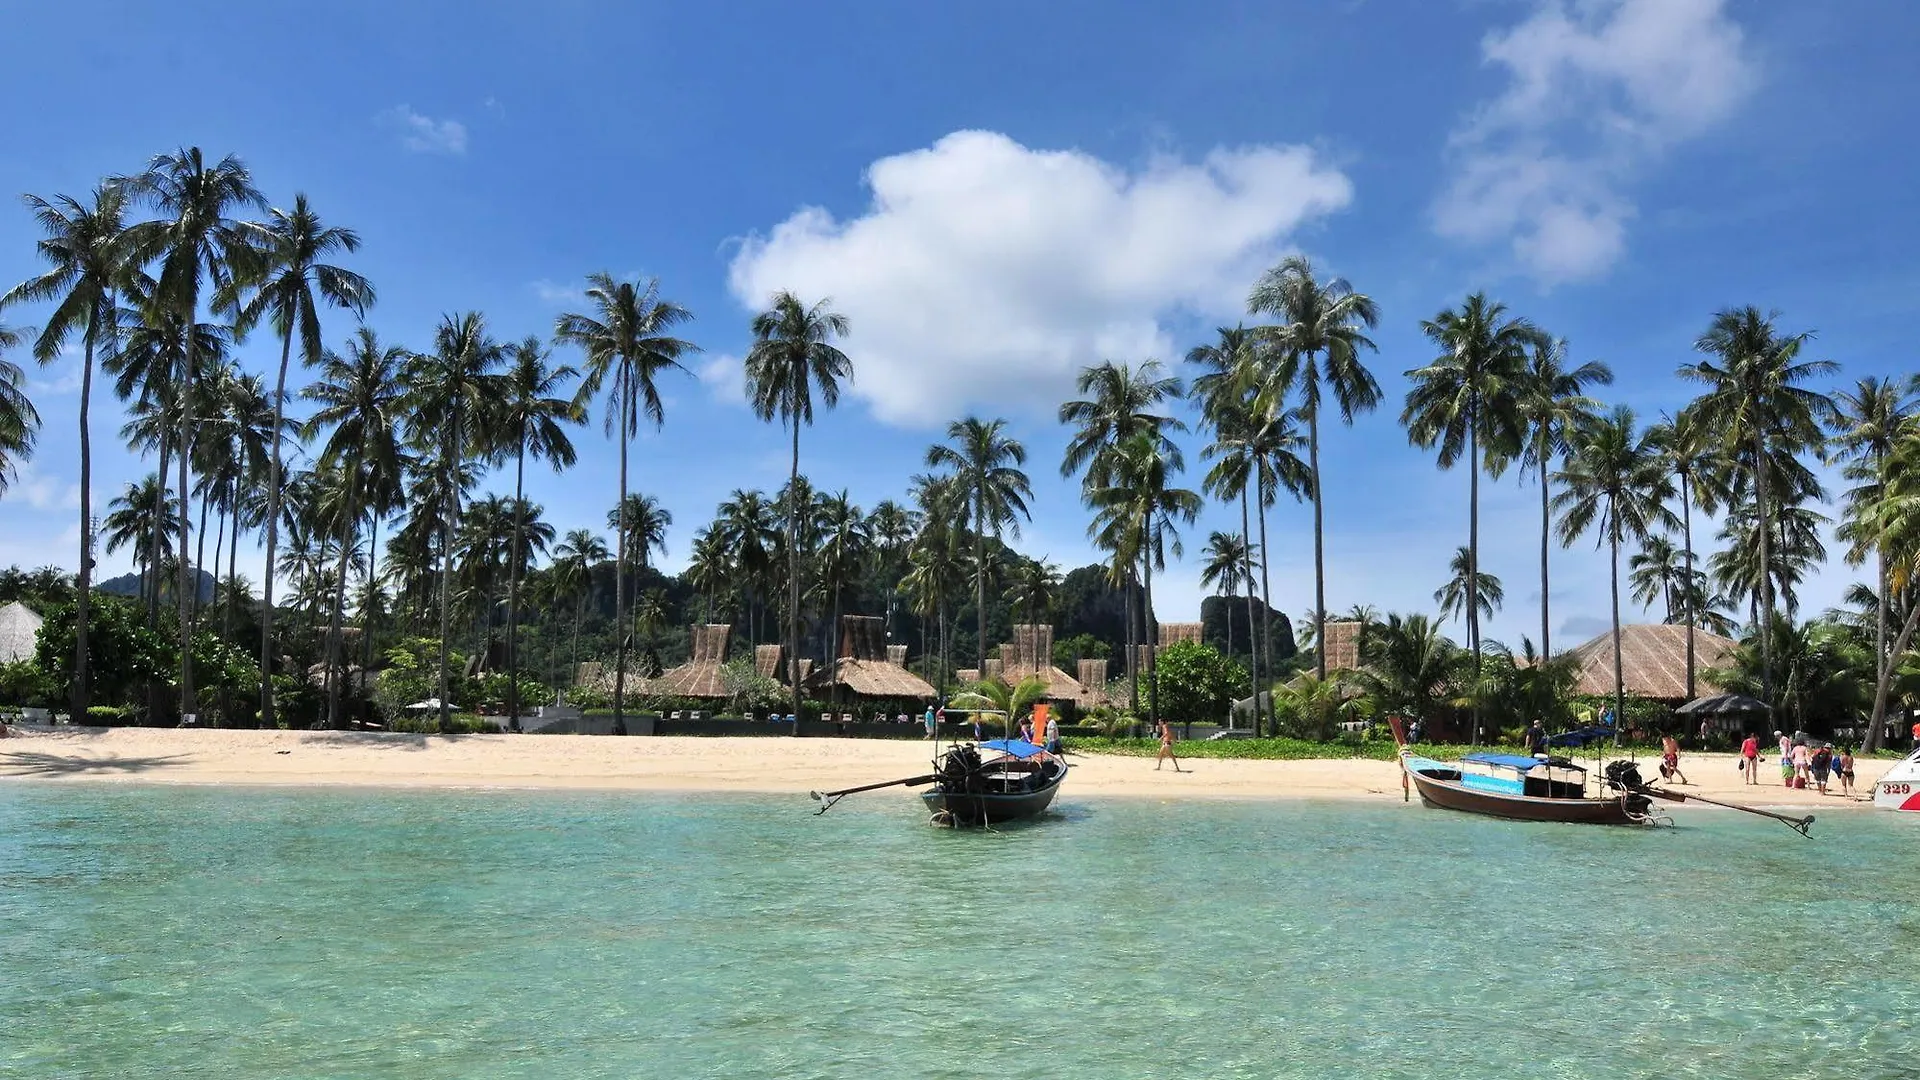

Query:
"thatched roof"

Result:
[[1565, 623, 1735, 700], [1321, 621, 1362, 673], [807, 616, 937, 699], [641, 624, 733, 699], [993, 625, 1102, 708], [0, 602, 41, 663], [1158, 622, 1202, 648]]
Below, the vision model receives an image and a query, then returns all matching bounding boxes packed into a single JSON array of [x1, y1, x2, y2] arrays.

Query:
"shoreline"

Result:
[[0, 727, 1890, 810]]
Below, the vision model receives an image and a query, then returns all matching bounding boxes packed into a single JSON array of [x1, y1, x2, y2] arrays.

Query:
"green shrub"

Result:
[[0, 658, 57, 707], [85, 705, 138, 726]]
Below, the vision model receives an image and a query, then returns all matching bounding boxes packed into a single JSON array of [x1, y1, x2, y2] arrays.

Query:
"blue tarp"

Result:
[[979, 738, 1046, 759], [1464, 752, 1552, 772]]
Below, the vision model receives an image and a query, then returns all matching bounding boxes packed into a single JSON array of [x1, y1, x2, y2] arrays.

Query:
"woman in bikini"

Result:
[[1155, 718, 1184, 773]]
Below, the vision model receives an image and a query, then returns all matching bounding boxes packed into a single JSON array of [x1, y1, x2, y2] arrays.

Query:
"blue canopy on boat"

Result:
[[1464, 752, 1553, 772], [980, 738, 1046, 759]]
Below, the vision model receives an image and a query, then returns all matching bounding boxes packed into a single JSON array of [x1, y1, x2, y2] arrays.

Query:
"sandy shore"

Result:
[[0, 726, 1892, 810]]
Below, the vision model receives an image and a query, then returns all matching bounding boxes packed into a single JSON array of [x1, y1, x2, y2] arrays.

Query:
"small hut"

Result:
[[993, 625, 1102, 710], [1565, 624, 1736, 702], [0, 602, 43, 664], [806, 616, 937, 701], [641, 624, 734, 699]]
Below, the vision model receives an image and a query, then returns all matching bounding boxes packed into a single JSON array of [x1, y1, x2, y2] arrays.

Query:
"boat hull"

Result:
[[920, 765, 1066, 825], [1408, 767, 1650, 826], [1872, 748, 1920, 812]]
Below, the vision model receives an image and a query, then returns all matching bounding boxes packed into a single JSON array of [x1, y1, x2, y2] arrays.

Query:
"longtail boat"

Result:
[[810, 738, 1068, 826], [1388, 718, 1657, 826]]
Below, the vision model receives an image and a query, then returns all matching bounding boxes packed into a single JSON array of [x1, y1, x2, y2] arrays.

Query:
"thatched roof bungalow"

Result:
[[1564, 623, 1736, 701], [0, 602, 42, 664], [995, 625, 1103, 709], [806, 616, 937, 700], [641, 624, 734, 699]]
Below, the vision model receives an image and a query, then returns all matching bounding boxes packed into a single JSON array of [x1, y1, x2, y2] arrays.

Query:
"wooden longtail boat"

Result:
[[1388, 718, 1656, 826], [809, 738, 1068, 826]]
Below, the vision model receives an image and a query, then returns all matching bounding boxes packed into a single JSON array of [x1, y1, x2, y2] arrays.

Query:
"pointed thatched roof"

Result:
[[1321, 621, 1363, 673], [807, 616, 937, 699], [0, 602, 42, 663], [1157, 622, 1203, 649], [1565, 623, 1736, 701], [992, 625, 1102, 708], [640, 624, 733, 699]]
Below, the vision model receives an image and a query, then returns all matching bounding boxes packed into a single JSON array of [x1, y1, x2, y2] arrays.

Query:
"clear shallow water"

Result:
[[1, 785, 1913, 1080]]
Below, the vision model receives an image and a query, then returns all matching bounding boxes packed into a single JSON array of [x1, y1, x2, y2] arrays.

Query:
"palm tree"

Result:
[[1647, 409, 1726, 700], [1679, 307, 1837, 707], [2, 183, 132, 715], [1434, 545, 1504, 626], [1403, 292, 1532, 733], [1189, 325, 1271, 731], [1516, 335, 1611, 658], [103, 475, 178, 606], [608, 493, 672, 576], [1553, 406, 1678, 744], [718, 490, 781, 647], [743, 291, 852, 727], [1247, 256, 1381, 679], [405, 313, 505, 730], [926, 417, 1033, 673], [303, 328, 408, 728], [903, 482, 968, 693], [557, 274, 696, 735], [1831, 375, 1919, 750], [551, 529, 610, 685], [1198, 530, 1252, 658], [1351, 613, 1462, 734], [1627, 534, 1686, 621], [1004, 556, 1061, 638], [814, 491, 871, 672], [1087, 433, 1202, 725], [0, 324, 36, 495], [867, 499, 918, 639], [950, 673, 1050, 736], [121, 148, 266, 723], [1059, 360, 1186, 492], [496, 337, 581, 726]]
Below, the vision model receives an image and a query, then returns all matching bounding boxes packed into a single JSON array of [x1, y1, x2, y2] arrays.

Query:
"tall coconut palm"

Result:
[[1647, 409, 1727, 701], [104, 475, 179, 604], [1247, 256, 1381, 679], [1516, 335, 1611, 658], [551, 529, 610, 684], [1004, 557, 1061, 636], [121, 148, 267, 723], [1857, 425, 1920, 750], [233, 193, 373, 725], [1189, 326, 1272, 732], [303, 328, 408, 728], [1086, 433, 1202, 724], [743, 291, 852, 728], [1831, 375, 1919, 751], [1434, 545, 1504, 625], [405, 313, 505, 730], [903, 480, 968, 692], [867, 498, 918, 639], [1554, 406, 1678, 744], [1059, 359, 1186, 492], [1403, 292, 1532, 737], [0, 324, 35, 495], [1679, 307, 1837, 708], [497, 337, 581, 726], [814, 491, 871, 673], [556, 274, 696, 735], [1627, 534, 1686, 621], [1198, 530, 1252, 658], [718, 489, 781, 647], [2, 184, 131, 716], [925, 416, 1033, 673]]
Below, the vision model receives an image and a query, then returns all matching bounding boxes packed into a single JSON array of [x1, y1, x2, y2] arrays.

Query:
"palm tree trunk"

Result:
[[222, 493, 241, 723], [1144, 537, 1158, 728], [1681, 472, 1697, 699], [359, 510, 381, 723], [261, 328, 295, 729], [1752, 428, 1773, 706], [612, 375, 631, 737], [975, 502, 987, 673], [1538, 433, 1551, 659], [1241, 486, 1259, 736], [436, 418, 460, 733], [787, 416, 803, 734], [324, 453, 361, 730], [1123, 569, 1138, 718], [1309, 403, 1327, 681], [178, 345, 196, 724], [194, 483, 212, 627], [151, 439, 170, 618], [72, 321, 97, 720], [1870, 581, 1920, 755], [1610, 527, 1625, 748], [1467, 409, 1481, 746], [571, 590, 584, 689], [506, 439, 527, 730], [1256, 471, 1275, 735], [1869, 542, 1891, 752]]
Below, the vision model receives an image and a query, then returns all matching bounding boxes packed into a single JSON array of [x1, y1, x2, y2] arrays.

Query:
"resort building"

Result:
[[1563, 623, 1737, 702], [805, 616, 937, 701], [0, 602, 41, 664]]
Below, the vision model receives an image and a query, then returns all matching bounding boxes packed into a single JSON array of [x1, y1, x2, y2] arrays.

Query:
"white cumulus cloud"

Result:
[[1434, 0, 1757, 283], [381, 105, 468, 155], [726, 130, 1353, 426]]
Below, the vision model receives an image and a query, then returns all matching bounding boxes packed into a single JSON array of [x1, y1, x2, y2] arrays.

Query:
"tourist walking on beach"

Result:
[[1660, 734, 1689, 785], [1837, 746, 1857, 797], [1155, 718, 1184, 773], [923, 705, 936, 740], [1044, 713, 1061, 755], [1791, 742, 1812, 788], [1777, 731, 1794, 786], [1810, 744, 1833, 795], [1740, 732, 1760, 785], [1523, 719, 1546, 757]]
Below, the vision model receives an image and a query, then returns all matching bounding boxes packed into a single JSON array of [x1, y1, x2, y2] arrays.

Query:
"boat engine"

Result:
[[1603, 760, 1648, 792], [936, 745, 983, 789]]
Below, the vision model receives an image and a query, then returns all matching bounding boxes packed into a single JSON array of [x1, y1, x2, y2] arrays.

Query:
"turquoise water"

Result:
[[1, 785, 1913, 1079]]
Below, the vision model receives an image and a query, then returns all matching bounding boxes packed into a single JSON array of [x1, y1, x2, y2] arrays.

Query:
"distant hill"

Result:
[[98, 568, 216, 604]]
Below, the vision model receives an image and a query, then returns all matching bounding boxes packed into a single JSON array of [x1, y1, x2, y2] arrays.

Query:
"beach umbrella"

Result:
[[404, 698, 446, 712], [1675, 693, 1770, 716]]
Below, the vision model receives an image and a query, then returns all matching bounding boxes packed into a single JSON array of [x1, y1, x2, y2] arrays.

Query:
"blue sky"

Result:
[[1, 0, 1916, 651]]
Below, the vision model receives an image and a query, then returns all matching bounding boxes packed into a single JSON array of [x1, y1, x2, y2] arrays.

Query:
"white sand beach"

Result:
[[0, 726, 1892, 809]]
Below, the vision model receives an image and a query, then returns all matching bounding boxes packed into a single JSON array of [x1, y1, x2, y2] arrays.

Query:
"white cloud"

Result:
[[695, 353, 746, 408], [727, 130, 1353, 426], [528, 279, 584, 306], [1434, 0, 1757, 283], [380, 105, 468, 155], [7, 460, 80, 513]]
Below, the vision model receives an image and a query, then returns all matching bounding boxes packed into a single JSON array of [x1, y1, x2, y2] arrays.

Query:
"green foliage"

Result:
[[476, 671, 551, 713], [371, 637, 468, 720], [565, 684, 611, 710], [0, 658, 57, 706], [34, 596, 170, 706], [719, 658, 784, 714], [1052, 632, 1110, 670], [385, 712, 500, 734], [1153, 640, 1243, 725], [1271, 673, 1360, 741], [85, 705, 138, 725], [950, 673, 1050, 731]]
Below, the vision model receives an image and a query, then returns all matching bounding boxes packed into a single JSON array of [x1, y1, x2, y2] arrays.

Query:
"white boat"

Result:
[[1872, 747, 1920, 812]]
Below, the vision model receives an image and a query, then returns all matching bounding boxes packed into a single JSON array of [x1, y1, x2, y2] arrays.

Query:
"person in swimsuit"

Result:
[[1740, 732, 1760, 785], [1777, 731, 1794, 786], [1791, 742, 1812, 788], [1837, 746, 1856, 797], [1660, 734, 1689, 785], [1155, 718, 1184, 773]]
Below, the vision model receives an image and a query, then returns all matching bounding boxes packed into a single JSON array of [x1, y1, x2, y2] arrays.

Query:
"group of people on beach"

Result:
[[1734, 731, 1856, 795]]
